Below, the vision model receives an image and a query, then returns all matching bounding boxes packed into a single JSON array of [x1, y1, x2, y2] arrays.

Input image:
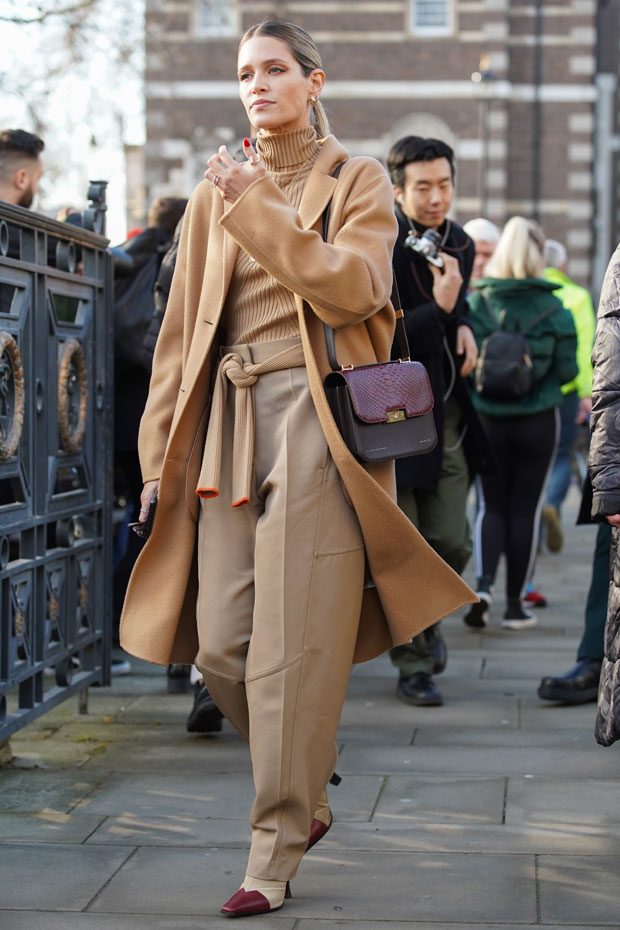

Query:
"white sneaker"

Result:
[[111, 657, 132, 675], [502, 606, 538, 630]]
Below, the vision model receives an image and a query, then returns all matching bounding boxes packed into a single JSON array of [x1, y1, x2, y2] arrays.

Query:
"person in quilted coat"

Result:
[[589, 243, 620, 746]]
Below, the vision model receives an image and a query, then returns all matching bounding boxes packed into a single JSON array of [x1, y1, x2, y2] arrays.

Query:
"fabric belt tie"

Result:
[[196, 342, 306, 507]]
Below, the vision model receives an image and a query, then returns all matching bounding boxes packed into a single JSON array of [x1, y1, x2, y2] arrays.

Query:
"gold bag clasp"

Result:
[[386, 409, 406, 423]]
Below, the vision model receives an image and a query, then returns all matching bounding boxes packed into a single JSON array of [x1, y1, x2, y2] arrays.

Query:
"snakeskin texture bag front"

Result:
[[324, 358, 437, 464]]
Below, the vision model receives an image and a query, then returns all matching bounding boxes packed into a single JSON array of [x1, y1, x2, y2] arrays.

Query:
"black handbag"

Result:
[[320, 164, 438, 464]]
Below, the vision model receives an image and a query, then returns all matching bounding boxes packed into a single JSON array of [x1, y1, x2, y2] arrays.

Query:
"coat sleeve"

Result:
[[219, 160, 397, 329], [590, 246, 620, 519], [453, 236, 475, 330], [550, 304, 578, 388], [402, 300, 446, 358], [574, 287, 595, 398], [137, 190, 202, 482]]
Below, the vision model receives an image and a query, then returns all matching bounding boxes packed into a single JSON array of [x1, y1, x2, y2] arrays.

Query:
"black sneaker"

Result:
[[186, 682, 224, 733], [396, 672, 444, 707], [464, 592, 492, 629]]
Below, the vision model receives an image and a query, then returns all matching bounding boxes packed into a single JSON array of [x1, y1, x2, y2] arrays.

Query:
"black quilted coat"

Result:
[[589, 243, 620, 746]]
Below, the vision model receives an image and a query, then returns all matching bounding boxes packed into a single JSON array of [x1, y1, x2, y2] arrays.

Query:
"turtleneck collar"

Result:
[[256, 125, 320, 171]]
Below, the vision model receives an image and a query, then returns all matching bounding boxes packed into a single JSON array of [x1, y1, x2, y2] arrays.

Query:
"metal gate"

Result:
[[0, 197, 113, 740]]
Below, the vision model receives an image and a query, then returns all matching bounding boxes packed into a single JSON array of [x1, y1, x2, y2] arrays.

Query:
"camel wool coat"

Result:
[[120, 135, 476, 666]]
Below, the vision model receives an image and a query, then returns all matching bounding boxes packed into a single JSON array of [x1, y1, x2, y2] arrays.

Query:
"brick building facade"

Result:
[[141, 0, 617, 286]]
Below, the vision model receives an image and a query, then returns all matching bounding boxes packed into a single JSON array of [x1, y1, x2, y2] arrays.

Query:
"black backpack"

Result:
[[113, 245, 168, 369], [474, 294, 555, 400]]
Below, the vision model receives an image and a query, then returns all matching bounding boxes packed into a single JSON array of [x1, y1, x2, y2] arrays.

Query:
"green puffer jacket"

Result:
[[467, 277, 578, 418]]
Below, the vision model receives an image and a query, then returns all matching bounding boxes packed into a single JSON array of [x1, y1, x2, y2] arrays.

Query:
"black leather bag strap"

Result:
[[322, 161, 411, 372]]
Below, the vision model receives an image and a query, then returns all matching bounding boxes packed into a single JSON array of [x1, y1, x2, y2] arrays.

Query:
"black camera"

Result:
[[82, 180, 108, 236], [404, 228, 445, 270]]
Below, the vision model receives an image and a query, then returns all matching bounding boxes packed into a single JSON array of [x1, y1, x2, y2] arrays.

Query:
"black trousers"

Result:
[[475, 408, 559, 602], [578, 523, 611, 662]]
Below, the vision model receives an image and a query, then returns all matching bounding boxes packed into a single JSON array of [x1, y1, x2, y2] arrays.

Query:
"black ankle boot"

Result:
[[538, 659, 602, 704], [186, 681, 224, 733], [396, 672, 443, 707]]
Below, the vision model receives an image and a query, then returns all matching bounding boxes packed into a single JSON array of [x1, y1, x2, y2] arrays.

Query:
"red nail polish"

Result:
[[244, 137, 251, 147]]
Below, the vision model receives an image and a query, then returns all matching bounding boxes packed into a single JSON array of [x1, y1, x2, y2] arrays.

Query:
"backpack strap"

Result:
[[479, 290, 504, 328], [480, 289, 555, 335], [520, 304, 557, 335]]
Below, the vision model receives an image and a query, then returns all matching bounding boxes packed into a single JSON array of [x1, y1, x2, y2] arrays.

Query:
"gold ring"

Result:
[[211, 175, 220, 188]]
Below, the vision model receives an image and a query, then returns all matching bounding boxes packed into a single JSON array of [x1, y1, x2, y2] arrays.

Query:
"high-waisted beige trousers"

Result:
[[196, 338, 365, 881]]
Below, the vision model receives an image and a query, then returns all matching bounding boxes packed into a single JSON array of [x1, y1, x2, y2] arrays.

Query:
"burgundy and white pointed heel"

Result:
[[220, 882, 291, 917], [306, 772, 342, 852], [306, 811, 333, 851]]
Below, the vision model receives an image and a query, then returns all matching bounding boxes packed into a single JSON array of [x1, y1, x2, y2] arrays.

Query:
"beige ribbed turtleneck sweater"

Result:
[[221, 126, 321, 345]]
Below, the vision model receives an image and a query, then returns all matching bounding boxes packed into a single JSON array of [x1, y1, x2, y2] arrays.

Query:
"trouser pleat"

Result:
[[196, 341, 365, 879]]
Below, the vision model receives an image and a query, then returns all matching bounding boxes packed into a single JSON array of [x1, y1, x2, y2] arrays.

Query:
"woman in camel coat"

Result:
[[121, 20, 474, 917]]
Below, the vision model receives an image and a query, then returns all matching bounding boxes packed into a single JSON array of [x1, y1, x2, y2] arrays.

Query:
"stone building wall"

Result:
[[142, 0, 605, 285]]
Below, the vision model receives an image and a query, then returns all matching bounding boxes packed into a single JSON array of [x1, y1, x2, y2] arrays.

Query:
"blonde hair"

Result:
[[485, 216, 546, 279], [240, 21, 330, 138]]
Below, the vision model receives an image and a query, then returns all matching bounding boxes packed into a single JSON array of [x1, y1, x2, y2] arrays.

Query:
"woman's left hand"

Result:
[[204, 139, 267, 204], [456, 324, 478, 377]]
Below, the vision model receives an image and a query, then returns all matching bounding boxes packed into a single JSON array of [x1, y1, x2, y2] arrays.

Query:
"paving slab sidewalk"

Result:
[[1, 489, 619, 928]]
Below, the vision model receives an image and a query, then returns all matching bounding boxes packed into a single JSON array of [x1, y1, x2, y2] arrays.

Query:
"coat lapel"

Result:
[[297, 135, 349, 232], [186, 217, 238, 373]]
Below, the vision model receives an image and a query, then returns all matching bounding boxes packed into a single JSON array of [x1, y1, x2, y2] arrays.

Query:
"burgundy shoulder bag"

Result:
[[321, 162, 438, 464]]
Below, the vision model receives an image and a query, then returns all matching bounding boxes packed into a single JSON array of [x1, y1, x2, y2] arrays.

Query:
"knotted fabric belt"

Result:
[[196, 341, 306, 507]]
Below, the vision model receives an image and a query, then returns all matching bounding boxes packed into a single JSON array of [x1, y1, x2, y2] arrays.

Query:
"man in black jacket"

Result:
[[387, 136, 494, 706]]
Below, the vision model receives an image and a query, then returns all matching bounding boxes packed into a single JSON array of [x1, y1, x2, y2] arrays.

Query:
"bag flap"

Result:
[[338, 361, 434, 424]]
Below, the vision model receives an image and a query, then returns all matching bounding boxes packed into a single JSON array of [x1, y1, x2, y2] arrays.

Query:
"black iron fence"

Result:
[[0, 200, 113, 741]]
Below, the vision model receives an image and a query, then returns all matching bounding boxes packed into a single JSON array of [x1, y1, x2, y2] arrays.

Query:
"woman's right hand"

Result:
[[139, 481, 160, 522]]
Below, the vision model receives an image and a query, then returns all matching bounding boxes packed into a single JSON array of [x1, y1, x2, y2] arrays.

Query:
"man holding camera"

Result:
[[387, 136, 494, 706]]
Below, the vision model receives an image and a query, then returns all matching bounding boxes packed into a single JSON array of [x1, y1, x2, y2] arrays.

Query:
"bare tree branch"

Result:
[[0, 0, 98, 25]]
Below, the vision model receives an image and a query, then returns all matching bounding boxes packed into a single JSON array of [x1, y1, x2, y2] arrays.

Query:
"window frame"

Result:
[[193, 0, 239, 39], [409, 0, 455, 38]]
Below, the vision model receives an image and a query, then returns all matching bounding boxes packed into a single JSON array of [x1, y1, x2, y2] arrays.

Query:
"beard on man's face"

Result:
[[17, 183, 34, 209]]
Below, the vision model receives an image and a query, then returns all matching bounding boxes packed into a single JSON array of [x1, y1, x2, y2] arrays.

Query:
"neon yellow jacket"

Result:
[[544, 267, 595, 397]]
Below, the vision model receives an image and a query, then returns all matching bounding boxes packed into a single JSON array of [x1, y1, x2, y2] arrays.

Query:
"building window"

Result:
[[410, 0, 453, 37], [194, 0, 238, 38]]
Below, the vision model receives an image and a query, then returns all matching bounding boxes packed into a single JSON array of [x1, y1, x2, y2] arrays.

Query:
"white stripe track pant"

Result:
[[474, 407, 559, 600]]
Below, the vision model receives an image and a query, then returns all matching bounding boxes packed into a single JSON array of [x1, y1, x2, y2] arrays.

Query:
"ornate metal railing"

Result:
[[0, 197, 113, 740]]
